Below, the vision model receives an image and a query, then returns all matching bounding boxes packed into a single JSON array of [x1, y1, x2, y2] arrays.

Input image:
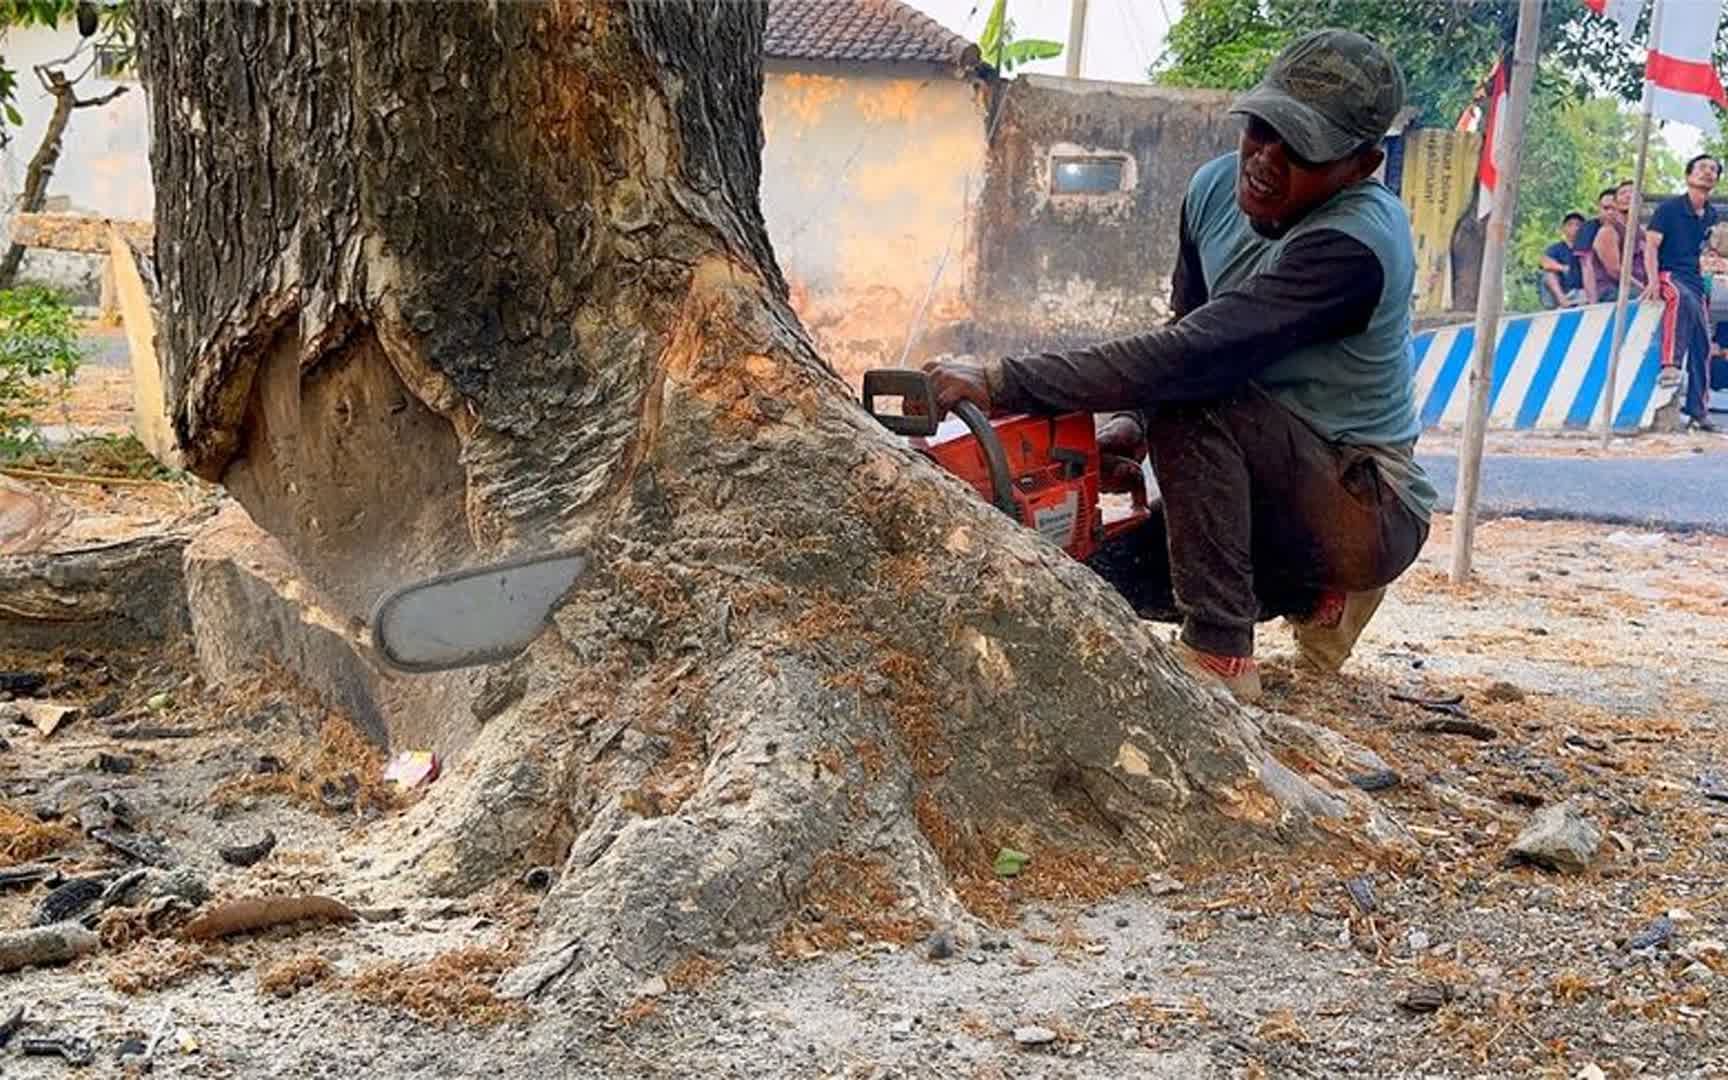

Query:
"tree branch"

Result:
[[72, 84, 128, 109]]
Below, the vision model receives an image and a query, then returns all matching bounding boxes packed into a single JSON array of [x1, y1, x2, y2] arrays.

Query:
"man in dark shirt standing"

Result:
[[1540, 212, 1586, 308], [918, 30, 1432, 702], [1645, 153, 1721, 432]]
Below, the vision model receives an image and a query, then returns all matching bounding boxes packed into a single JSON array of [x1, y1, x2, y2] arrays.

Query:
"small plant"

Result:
[[975, 0, 1063, 74], [0, 285, 84, 453]]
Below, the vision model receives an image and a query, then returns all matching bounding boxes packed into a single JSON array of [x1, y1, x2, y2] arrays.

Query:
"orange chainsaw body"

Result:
[[861, 370, 1149, 561]]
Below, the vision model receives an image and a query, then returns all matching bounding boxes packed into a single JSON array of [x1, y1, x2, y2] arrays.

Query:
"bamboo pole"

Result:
[[1450, 0, 1544, 584], [1599, 0, 1662, 448]]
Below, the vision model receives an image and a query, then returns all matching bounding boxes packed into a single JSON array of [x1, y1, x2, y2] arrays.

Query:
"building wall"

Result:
[[760, 60, 987, 379], [0, 23, 151, 303], [971, 75, 1238, 354]]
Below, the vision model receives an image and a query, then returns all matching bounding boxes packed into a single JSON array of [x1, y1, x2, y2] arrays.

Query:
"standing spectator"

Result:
[[1577, 187, 1617, 302], [1539, 212, 1587, 308], [1592, 179, 1649, 302], [1646, 153, 1721, 431]]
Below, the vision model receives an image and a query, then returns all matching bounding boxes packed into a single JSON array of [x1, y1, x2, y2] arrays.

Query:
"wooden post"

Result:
[[1450, 0, 1544, 584], [1599, 0, 1661, 448], [1065, 0, 1088, 78]]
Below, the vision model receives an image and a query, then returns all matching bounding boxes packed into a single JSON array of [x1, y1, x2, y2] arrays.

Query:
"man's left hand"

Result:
[[922, 359, 993, 418]]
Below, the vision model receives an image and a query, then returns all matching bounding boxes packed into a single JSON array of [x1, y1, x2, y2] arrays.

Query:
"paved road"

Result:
[[1419, 447, 1728, 534]]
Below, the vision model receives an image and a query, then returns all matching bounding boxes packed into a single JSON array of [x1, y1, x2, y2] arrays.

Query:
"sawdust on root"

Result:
[[347, 947, 525, 1027]]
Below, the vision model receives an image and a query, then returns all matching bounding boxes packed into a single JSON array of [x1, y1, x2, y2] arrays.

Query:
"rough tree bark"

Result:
[[0, 61, 128, 288], [138, 1, 1401, 997]]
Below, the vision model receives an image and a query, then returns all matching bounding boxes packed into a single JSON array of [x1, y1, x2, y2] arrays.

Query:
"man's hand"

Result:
[[921, 359, 993, 418], [1097, 413, 1147, 494]]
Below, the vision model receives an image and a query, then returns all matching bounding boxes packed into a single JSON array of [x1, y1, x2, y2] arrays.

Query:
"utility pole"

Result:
[[1066, 0, 1088, 78], [1450, 0, 1543, 584]]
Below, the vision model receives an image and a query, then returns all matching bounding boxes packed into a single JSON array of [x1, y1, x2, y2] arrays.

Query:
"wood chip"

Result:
[[182, 895, 357, 940], [1418, 717, 1498, 741], [1397, 983, 1455, 1014], [17, 701, 80, 737]]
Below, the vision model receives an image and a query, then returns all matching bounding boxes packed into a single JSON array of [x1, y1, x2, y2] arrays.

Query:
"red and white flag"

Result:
[[1646, 0, 1728, 136], [1474, 58, 1509, 219], [1585, 0, 1643, 43]]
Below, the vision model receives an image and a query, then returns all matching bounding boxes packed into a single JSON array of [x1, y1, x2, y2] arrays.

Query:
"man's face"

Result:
[[1562, 218, 1581, 244], [1235, 116, 1377, 232], [1688, 157, 1721, 192], [1616, 184, 1635, 212], [1598, 194, 1615, 219]]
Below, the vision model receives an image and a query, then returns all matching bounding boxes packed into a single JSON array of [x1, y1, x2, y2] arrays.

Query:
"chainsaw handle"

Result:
[[951, 399, 1019, 518], [861, 369, 1018, 518], [862, 369, 939, 437]]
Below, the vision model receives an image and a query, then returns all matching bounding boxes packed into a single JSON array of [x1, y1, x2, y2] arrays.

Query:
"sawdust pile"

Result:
[[107, 941, 211, 995], [256, 952, 335, 998], [348, 947, 524, 1026], [0, 801, 77, 866], [212, 707, 397, 817]]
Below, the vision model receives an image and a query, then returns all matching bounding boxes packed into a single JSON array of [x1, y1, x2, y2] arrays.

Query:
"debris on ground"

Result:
[[0, 862, 54, 888], [1397, 984, 1456, 1014], [0, 922, 99, 973], [17, 700, 80, 737], [348, 946, 522, 1026], [1013, 1024, 1058, 1047], [34, 874, 108, 925], [383, 750, 440, 789], [19, 1034, 96, 1066], [1626, 915, 1675, 951], [256, 952, 335, 998], [1507, 801, 1603, 873], [217, 828, 278, 867], [992, 848, 1030, 877], [181, 895, 358, 941], [0, 1004, 23, 1046]]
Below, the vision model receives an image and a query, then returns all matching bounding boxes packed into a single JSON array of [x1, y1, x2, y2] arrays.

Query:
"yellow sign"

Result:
[[1400, 129, 1481, 314]]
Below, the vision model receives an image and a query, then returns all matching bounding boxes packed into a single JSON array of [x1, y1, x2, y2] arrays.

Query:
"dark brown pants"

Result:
[[1084, 387, 1429, 657]]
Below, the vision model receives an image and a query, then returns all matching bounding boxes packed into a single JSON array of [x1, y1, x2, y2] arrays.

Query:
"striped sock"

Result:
[[1189, 649, 1256, 679]]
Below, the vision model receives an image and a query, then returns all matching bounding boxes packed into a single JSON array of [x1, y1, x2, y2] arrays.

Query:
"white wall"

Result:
[[0, 22, 152, 221]]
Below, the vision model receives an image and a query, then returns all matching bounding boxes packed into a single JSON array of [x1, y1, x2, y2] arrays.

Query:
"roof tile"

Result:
[[765, 0, 976, 67]]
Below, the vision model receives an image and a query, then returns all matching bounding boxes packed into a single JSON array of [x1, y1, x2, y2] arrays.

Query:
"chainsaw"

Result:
[[369, 370, 1150, 672], [860, 369, 1149, 561]]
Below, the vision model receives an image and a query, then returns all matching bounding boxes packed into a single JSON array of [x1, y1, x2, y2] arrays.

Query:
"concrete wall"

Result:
[[0, 23, 151, 303], [761, 60, 987, 379], [971, 75, 1238, 354]]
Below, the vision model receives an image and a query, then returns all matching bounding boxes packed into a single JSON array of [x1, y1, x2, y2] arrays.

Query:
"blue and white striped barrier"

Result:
[[1412, 301, 1675, 431]]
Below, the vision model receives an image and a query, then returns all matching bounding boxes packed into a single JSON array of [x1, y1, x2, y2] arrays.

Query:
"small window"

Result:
[[95, 44, 137, 81], [1052, 156, 1127, 195]]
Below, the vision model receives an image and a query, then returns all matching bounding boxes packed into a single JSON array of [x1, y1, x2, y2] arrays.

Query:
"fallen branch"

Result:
[[0, 467, 178, 489], [0, 922, 99, 974], [182, 895, 357, 941]]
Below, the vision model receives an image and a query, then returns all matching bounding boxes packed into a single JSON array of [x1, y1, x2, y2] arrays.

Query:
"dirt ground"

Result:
[[2, 495, 1725, 1078]]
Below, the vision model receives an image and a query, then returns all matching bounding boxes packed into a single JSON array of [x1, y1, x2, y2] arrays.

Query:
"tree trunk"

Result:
[[0, 77, 76, 288], [138, 1, 1397, 997]]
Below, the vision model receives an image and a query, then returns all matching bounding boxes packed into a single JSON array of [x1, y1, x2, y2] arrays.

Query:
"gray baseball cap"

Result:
[[1228, 29, 1406, 165]]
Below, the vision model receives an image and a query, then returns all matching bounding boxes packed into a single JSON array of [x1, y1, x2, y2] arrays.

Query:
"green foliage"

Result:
[[0, 286, 85, 452], [975, 0, 1063, 74], [1152, 0, 1684, 124], [1152, 0, 1519, 125]]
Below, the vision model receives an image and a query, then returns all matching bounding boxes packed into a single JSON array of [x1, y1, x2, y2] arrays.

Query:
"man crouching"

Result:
[[924, 29, 1434, 703]]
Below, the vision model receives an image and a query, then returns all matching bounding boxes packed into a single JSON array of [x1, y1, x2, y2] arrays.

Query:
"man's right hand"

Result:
[[1097, 414, 1147, 494]]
